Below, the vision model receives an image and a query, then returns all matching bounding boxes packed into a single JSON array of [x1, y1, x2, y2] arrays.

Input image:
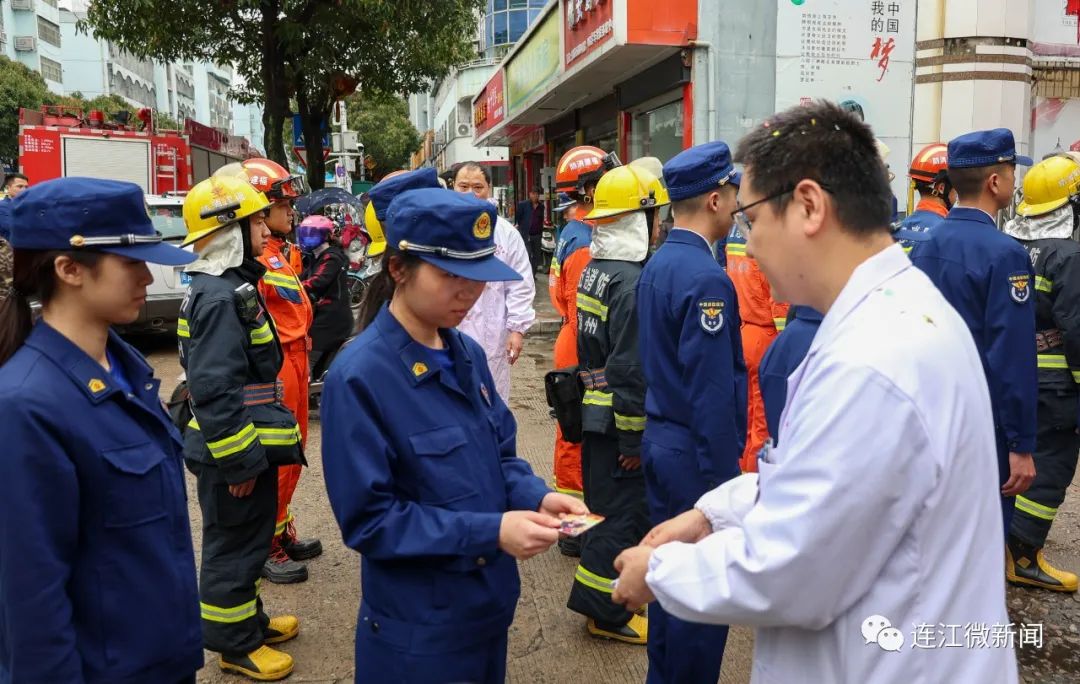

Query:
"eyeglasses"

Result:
[[731, 182, 832, 233]]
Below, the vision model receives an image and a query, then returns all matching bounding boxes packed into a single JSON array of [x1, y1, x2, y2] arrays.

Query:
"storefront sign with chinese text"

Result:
[[506, 11, 563, 114], [565, 0, 615, 68], [474, 70, 506, 138]]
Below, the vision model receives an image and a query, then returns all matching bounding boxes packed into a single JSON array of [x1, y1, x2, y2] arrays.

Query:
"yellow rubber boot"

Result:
[[264, 615, 300, 645], [219, 645, 294, 681], [587, 612, 648, 645], [1007, 539, 1079, 593]]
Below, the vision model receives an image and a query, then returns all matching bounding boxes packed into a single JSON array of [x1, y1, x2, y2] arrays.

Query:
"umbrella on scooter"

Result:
[[295, 187, 363, 217]]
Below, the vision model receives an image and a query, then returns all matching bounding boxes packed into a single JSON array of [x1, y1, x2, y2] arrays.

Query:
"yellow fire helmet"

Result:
[[182, 174, 270, 247], [585, 165, 669, 221], [1017, 155, 1080, 218], [363, 201, 387, 257]]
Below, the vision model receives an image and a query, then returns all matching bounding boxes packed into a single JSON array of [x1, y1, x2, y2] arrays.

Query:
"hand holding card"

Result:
[[558, 513, 605, 537]]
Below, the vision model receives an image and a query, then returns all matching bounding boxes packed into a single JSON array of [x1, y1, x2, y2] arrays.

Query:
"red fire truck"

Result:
[[17, 106, 256, 194]]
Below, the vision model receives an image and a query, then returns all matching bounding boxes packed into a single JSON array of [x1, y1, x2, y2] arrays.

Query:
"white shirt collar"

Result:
[[809, 243, 911, 356]]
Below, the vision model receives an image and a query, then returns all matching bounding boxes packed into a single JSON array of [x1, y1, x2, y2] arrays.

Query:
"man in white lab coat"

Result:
[[611, 101, 1017, 683]]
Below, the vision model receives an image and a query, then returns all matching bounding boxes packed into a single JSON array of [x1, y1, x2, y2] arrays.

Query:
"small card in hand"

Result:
[[559, 513, 605, 537]]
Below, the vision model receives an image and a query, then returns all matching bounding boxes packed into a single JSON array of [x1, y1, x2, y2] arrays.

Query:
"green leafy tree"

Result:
[[345, 93, 421, 180], [0, 57, 50, 169], [83, 0, 483, 188]]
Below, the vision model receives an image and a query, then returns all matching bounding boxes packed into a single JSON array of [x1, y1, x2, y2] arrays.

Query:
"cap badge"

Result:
[[473, 212, 492, 240]]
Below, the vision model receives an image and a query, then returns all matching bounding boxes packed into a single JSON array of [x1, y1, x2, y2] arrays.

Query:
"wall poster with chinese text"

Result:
[[775, 0, 916, 204]]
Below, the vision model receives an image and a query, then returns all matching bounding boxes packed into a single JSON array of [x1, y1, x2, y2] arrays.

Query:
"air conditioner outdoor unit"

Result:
[[14, 35, 36, 52], [10, 0, 33, 10], [457, 123, 472, 138]]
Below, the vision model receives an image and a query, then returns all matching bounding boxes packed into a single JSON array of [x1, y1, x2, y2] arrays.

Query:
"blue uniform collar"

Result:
[[793, 306, 824, 323], [23, 321, 159, 405], [666, 228, 714, 252], [947, 206, 997, 226], [373, 304, 476, 398]]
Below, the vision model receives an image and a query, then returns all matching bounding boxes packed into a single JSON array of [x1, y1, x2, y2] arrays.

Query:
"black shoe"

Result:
[[558, 536, 582, 557], [262, 539, 308, 584], [281, 522, 323, 561]]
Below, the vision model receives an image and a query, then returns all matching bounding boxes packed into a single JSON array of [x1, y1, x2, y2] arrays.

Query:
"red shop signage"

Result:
[[473, 70, 506, 137], [564, 0, 615, 69]]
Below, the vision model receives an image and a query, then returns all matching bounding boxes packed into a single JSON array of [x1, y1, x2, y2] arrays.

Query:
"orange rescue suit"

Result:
[[725, 234, 788, 473], [548, 211, 593, 497], [258, 236, 313, 533]]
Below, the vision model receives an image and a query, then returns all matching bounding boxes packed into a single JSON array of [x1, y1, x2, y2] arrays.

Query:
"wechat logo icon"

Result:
[[862, 614, 905, 652]]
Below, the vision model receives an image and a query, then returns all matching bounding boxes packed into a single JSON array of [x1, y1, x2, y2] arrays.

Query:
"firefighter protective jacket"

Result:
[[178, 259, 303, 484]]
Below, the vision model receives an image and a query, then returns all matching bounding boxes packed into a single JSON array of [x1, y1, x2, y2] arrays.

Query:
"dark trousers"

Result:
[[567, 432, 650, 626], [1011, 389, 1080, 547], [354, 625, 507, 683], [188, 461, 277, 655], [528, 234, 543, 272], [641, 432, 729, 684]]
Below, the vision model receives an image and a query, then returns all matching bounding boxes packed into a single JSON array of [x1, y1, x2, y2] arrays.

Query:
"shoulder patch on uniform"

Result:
[[698, 298, 725, 334], [1008, 272, 1031, 304]]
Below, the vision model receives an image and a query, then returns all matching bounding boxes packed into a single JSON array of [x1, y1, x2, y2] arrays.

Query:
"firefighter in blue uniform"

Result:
[[909, 128, 1037, 533], [0, 178, 203, 683], [758, 306, 823, 445], [634, 142, 747, 683], [321, 188, 587, 684], [179, 175, 305, 681]]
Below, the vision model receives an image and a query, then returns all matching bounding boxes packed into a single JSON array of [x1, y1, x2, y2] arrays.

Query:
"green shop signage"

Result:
[[506, 11, 562, 115]]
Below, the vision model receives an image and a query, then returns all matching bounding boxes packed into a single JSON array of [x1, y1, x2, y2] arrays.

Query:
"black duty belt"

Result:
[[578, 368, 608, 390], [243, 381, 284, 406], [1036, 329, 1063, 353]]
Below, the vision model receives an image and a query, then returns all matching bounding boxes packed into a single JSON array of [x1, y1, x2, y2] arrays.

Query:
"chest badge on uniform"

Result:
[[412, 361, 428, 377], [698, 299, 725, 334], [1008, 273, 1031, 304], [480, 383, 492, 407], [268, 256, 284, 269], [87, 378, 107, 394]]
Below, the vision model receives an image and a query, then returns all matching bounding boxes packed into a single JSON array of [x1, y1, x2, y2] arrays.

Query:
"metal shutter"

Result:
[[62, 136, 151, 192]]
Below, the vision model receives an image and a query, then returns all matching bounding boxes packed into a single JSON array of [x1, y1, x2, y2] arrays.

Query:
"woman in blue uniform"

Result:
[[322, 188, 588, 683], [0, 178, 203, 683]]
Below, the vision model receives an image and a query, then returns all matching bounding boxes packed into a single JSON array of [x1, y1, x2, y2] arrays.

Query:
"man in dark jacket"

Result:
[[515, 187, 544, 272]]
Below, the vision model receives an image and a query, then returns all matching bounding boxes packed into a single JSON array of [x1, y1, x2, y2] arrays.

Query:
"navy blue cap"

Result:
[[947, 128, 1033, 169], [386, 188, 521, 282], [369, 168, 441, 221], [663, 141, 739, 201], [10, 178, 194, 265]]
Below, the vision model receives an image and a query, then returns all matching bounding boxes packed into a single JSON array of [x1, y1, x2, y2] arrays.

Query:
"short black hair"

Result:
[[3, 173, 28, 189], [670, 183, 736, 219], [734, 100, 892, 235], [947, 163, 1010, 199], [452, 161, 491, 186]]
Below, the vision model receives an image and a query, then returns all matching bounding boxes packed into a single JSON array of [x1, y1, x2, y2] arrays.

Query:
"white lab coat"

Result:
[[458, 216, 535, 401], [646, 245, 1017, 683]]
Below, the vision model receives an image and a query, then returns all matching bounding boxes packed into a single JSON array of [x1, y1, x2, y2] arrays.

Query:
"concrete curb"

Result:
[[533, 318, 562, 335]]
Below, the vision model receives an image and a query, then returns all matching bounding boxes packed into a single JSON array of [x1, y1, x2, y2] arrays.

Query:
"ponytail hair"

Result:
[[0, 249, 103, 366], [356, 247, 421, 333]]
